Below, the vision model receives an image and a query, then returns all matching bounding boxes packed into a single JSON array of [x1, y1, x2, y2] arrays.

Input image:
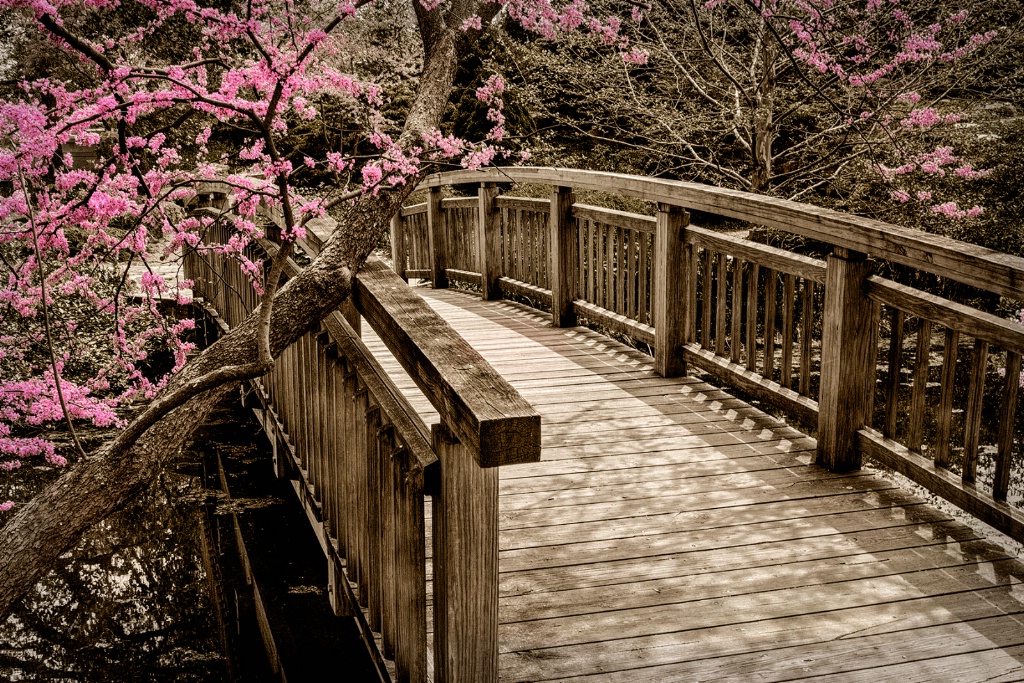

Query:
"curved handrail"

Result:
[[419, 167, 1024, 299]]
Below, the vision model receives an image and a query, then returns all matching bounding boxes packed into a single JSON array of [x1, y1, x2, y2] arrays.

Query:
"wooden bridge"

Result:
[[186, 168, 1024, 682]]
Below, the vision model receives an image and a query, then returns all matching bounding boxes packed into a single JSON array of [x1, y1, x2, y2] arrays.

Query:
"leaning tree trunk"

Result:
[[0, 14, 467, 620]]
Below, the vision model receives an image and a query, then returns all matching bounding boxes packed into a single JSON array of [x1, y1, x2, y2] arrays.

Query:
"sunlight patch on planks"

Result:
[[364, 286, 1024, 683]]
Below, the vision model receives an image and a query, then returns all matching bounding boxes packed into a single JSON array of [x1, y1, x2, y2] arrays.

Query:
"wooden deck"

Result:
[[363, 285, 1024, 683]]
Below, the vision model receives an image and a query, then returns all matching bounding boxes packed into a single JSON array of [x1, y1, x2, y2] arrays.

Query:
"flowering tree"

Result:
[[515, 0, 1003, 217], [0, 0, 655, 620]]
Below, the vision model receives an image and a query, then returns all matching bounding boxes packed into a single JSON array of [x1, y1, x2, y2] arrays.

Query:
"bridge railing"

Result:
[[186, 199, 541, 683], [394, 167, 1024, 543]]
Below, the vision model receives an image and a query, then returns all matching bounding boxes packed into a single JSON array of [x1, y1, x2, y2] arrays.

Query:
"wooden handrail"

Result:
[[398, 166, 1024, 548], [419, 167, 1024, 299]]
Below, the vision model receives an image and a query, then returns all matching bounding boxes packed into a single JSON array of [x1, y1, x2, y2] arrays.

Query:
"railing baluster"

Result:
[[715, 252, 728, 357], [781, 273, 795, 389], [962, 338, 989, 484], [907, 319, 931, 453], [426, 187, 447, 289], [550, 186, 576, 327], [730, 258, 743, 365], [763, 267, 777, 381], [478, 183, 501, 300], [394, 451, 428, 682], [701, 248, 712, 349], [746, 263, 759, 372], [883, 309, 905, 437], [995, 351, 1021, 500], [934, 328, 960, 469], [799, 278, 814, 396]]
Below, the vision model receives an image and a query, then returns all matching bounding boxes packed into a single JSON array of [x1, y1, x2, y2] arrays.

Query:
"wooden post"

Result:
[[817, 247, 873, 472], [390, 213, 407, 281], [550, 186, 576, 327], [426, 187, 448, 289], [477, 183, 502, 300], [653, 203, 689, 377], [432, 423, 499, 683]]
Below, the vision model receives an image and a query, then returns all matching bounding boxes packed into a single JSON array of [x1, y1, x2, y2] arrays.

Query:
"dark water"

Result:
[[0, 399, 378, 682]]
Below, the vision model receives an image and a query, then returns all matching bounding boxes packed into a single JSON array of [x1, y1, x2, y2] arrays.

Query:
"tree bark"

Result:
[[0, 8, 468, 621]]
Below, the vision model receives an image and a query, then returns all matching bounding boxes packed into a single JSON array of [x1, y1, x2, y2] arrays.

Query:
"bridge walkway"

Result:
[[361, 285, 1024, 683]]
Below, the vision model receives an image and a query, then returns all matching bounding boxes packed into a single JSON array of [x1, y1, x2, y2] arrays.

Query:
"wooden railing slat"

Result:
[[353, 258, 541, 467], [962, 338, 989, 484], [883, 309, 905, 438], [934, 328, 960, 469], [995, 351, 1021, 501]]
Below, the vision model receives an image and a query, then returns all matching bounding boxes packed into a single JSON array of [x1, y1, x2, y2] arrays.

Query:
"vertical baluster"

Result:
[[781, 273, 795, 388], [763, 268, 777, 381], [962, 338, 989, 483], [478, 183, 501, 300], [882, 309, 905, 437], [639, 231, 649, 325], [380, 428, 397, 660], [577, 216, 586, 300], [907, 320, 932, 453], [625, 229, 635, 320], [426, 187, 447, 289], [517, 208, 526, 282], [934, 329, 960, 469], [351, 377, 368, 600], [746, 263, 760, 372], [715, 252, 728, 356], [394, 452, 428, 682], [730, 259, 743, 365], [799, 279, 814, 396], [594, 224, 604, 309], [365, 404, 384, 632], [994, 351, 1021, 500], [701, 248, 713, 349], [391, 214, 407, 280]]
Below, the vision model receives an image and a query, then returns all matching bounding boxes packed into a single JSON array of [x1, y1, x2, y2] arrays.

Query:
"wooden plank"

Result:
[[401, 202, 427, 217], [868, 276, 1024, 353], [682, 344, 819, 425], [573, 300, 656, 346], [440, 196, 477, 210], [444, 268, 482, 286], [573, 204, 656, 233], [686, 225, 827, 284], [550, 186, 577, 327], [995, 351, 1021, 500], [934, 328, 959, 468], [799, 278, 814, 396], [352, 257, 540, 466], [817, 250, 873, 472], [858, 427, 1024, 542], [431, 423, 499, 683], [653, 204, 688, 377], [419, 168, 1024, 299], [497, 277, 552, 306], [961, 338, 989, 484], [701, 248, 712, 348], [495, 196, 549, 212]]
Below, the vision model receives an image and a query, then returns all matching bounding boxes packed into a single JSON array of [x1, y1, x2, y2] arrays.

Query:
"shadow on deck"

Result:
[[362, 286, 1024, 683]]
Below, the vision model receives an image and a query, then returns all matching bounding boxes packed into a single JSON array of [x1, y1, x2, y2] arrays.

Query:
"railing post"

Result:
[[477, 182, 502, 300], [426, 186, 448, 289], [550, 185, 577, 327], [817, 247, 873, 472], [653, 203, 690, 377], [390, 213, 407, 281], [431, 423, 498, 683]]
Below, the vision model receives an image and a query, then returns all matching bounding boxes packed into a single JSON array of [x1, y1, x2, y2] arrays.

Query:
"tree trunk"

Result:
[[0, 15, 466, 621]]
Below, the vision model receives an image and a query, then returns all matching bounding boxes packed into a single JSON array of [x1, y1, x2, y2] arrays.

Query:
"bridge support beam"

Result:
[[653, 203, 690, 377], [550, 185, 577, 327], [432, 423, 499, 683], [817, 247, 873, 472], [390, 213, 407, 281], [478, 183, 502, 300]]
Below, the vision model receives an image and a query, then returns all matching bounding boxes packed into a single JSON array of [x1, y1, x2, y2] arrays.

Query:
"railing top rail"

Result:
[[259, 201, 541, 468], [419, 167, 1024, 300]]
